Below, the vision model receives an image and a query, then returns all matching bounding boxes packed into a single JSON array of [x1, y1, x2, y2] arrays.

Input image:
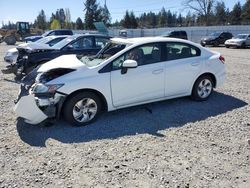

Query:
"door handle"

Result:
[[152, 69, 163, 74], [191, 62, 199, 66]]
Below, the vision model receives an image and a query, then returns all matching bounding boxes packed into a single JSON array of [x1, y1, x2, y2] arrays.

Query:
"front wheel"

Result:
[[241, 42, 246, 48], [63, 92, 102, 126], [191, 75, 214, 101]]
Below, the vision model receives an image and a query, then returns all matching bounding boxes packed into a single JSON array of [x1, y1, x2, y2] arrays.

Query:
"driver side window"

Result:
[[112, 43, 161, 70]]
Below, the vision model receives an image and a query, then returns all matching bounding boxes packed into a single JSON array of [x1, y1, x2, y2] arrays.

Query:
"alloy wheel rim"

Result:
[[73, 98, 97, 123], [197, 79, 212, 98]]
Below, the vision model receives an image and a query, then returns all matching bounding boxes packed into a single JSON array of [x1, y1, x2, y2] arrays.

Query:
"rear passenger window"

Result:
[[166, 42, 200, 60]]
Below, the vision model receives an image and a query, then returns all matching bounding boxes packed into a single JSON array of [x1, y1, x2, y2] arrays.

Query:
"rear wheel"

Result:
[[63, 92, 102, 126], [191, 75, 214, 101]]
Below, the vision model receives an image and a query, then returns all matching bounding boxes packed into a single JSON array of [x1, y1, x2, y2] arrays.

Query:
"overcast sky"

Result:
[[0, 0, 247, 26]]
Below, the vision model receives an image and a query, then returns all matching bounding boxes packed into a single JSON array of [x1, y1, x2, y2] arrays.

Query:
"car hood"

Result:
[[226, 38, 245, 43], [24, 35, 42, 40], [16, 43, 51, 51], [38, 54, 84, 72]]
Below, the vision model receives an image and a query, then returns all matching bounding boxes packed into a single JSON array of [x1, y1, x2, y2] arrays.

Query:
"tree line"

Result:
[[119, 0, 250, 28], [1, 0, 250, 30]]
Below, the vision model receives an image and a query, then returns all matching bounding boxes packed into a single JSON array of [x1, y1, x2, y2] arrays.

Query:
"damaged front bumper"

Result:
[[14, 85, 66, 125]]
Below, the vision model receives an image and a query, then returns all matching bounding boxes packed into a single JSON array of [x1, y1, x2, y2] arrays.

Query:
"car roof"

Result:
[[48, 29, 73, 32], [111, 37, 193, 45], [68, 33, 110, 39], [43, 35, 70, 39]]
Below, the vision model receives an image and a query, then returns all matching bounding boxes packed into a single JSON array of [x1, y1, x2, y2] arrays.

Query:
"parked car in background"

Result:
[[162, 31, 188, 40], [2, 34, 110, 77], [225, 34, 250, 48], [24, 29, 73, 42], [200, 32, 233, 47], [3, 35, 68, 64], [14, 37, 226, 126]]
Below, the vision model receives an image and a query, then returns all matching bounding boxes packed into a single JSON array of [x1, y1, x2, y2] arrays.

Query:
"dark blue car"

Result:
[[24, 29, 73, 42], [5, 34, 111, 77]]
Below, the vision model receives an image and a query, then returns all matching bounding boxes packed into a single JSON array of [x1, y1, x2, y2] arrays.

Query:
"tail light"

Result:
[[219, 55, 225, 64]]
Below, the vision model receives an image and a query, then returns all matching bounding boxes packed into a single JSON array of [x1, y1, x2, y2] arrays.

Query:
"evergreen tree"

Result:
[[167, 10, 173, 27], [84, 0, 99, 29], [34, 9, 47, 30], [99, 4, 111, 26], [230, 2, 242, 25], [214, 1, 226, 25], [55, 9, 66, 28], [122, 11, 131, 28], [130, 11, 138, 28], [177, 13, 183, 26], [241, 0, 250, 24], [159, 8, 167, 27], [76, 17, 84, 29]]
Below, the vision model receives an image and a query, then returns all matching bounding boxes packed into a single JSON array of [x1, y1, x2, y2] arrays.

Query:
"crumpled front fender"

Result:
[[14, 95, 48, 125]]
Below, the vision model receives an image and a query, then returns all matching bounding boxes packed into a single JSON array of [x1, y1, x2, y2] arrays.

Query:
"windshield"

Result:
[[235, 34, 248, 39], [78, 42, 126, 67], [51, 36, 75, 49], [42, 31, 51, 37], [209, 32, 220, 37], [36, 37, 52, 44]]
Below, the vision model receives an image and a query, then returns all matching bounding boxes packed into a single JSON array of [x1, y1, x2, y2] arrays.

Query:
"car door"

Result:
[[164, 42, 202, 97], [110, 43, 165, 107]]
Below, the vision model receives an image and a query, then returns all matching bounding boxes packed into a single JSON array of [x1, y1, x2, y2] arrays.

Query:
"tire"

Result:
[[191, 75, 214, 101], [225, 45, 229, 48], [63, 92, 102, 126], [241, 42, 246, 49]]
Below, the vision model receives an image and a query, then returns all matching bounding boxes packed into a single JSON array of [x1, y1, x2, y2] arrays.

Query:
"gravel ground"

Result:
[[0, 43, 249, 188]]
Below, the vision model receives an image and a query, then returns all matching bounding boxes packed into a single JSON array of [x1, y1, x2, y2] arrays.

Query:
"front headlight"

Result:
[[32, 83, 64, 94]]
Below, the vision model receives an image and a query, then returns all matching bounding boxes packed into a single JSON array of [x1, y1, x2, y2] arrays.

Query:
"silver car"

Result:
[[225, 34, 250, 48]]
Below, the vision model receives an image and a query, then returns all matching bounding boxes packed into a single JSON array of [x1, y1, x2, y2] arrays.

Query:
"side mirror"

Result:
[[122, 59, 138, 68], [121, 60, 138, 74]]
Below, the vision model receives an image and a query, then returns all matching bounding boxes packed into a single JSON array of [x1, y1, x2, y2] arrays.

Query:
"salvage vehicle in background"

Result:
[[24, 29, 73, 43], [200, 32, 233, 47], [162, 30, 188, 40], [14, 37, 226, 126], [3, 35, 68, 64], [1, 34, 110, 77], [225, 34, 250, 48]]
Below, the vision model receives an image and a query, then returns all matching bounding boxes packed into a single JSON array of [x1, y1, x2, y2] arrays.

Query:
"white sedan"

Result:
[[225, 34, 250, 48], [14, 37, 226, 126]]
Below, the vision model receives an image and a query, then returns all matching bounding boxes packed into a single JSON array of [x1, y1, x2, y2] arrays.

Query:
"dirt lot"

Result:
[[0, 43, 249, 188]]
